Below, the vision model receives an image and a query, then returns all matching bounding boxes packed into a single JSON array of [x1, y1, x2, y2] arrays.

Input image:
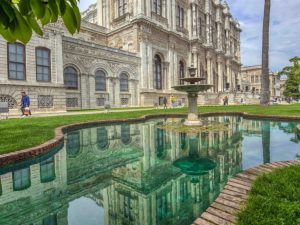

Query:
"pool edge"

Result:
[[192, 160, 300, 225]]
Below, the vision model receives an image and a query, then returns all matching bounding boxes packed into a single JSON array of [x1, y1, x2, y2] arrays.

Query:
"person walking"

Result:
[[163, 96, 168, 109], [170, 95, 176, 108], [20, 91, 31, 117]]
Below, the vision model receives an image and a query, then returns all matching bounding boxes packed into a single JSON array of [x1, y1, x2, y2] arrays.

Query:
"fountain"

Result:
[[172, 65, 213, 126]]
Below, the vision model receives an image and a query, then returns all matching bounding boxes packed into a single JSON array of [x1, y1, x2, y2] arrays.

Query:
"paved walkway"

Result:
[[6, 107, 157, 119], [193, 160, 300, 225]]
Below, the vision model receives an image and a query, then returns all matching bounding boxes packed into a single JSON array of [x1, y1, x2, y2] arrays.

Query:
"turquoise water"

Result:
[[0, 116, 299, 225]]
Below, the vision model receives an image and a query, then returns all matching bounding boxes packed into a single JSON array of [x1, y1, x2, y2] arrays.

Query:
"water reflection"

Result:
[[0, 116, 299, 225]]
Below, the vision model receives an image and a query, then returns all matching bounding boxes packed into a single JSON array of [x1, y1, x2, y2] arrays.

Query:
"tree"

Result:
[[260, 0, 271, 106], [0, 0, 81, 44], [279, 57, 300, 99]]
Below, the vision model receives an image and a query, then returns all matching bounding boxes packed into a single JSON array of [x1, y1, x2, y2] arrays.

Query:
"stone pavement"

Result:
[[192, 160, 300, 225]]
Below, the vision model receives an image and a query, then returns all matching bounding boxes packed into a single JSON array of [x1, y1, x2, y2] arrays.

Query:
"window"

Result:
[[176, 6, 184, 27], [66, 131, 81, 157], [180, 7, 184, 27], [64, 67, 78, 89], [8, 43, 25, 80], [156, 127, 166, 158], [154, 54, 162, 89], [179, 61, 185, 84], [153, 0, 162, 15], [43, 214, 57, 225], [66, 98, 79, 108], [95, 70, 106, 91], [118, 0, 127, 17], [121, 124, 131, 144], [120, 73, 129, 92], [40, 157, 55, 183], [36, 48, 50, 81], [97, 98, 106, 106], [97, 127, 109, 149], [199, 18, 202, 36], [13, 167, 31, 191]]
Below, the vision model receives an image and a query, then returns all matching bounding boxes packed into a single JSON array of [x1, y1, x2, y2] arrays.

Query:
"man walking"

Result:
[[163, 96, 168, 109], [20, 92, 31, 117]]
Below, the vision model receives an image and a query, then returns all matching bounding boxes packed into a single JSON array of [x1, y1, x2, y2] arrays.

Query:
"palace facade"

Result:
[[241, 65, 285, 100], [0, 0, 241, 112]]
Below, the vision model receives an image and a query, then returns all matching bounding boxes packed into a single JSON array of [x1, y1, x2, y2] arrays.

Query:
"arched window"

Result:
[[66, 131, 81, 157], [120, 73, 129, 92], [121, 124, 131, 145], [97, 127, 109, 150], [179, 61, 185, 85], [40, 157, 56, 183], [64, 66, 78, 89], [95, 70, 106, 91], [154, 55, 162, 89]]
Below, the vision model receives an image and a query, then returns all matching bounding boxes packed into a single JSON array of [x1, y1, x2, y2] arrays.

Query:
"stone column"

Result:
[[137, 0, 145, 15], [80, 73, 89, 109], [206, 51, 212, 85], [187, 3, 192, 38], [206, 14, 211, 44], [89, 74, 96, 108], [192, 4, 197, 38], [140, 41, 147, 89], [109, 78, 117, 107], [217, 58, 223, 92], [168, 48, 174, 88], [147, 44, 153, 89], [146, 0, 151, 17], [97, 0, 103, 26], [172, 0, 176, 30], [55, 33, 63, 84]]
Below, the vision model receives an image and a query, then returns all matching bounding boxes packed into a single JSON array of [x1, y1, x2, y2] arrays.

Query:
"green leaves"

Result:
[[0, 0, 81, 44], [279, 57, 300, 98]]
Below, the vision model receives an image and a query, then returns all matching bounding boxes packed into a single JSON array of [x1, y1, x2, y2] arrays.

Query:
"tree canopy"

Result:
[[0, 0, 81, 44], [279, 57, 300, 99]]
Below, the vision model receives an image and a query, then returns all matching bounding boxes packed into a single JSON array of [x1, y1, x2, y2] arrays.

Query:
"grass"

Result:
[[237, 165, 300, 225], [0, 104, 300, 155]]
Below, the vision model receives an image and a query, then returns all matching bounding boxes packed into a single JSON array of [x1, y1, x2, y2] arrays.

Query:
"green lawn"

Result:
[[237, 165, 300, 225], [0, 104, 300, 155]]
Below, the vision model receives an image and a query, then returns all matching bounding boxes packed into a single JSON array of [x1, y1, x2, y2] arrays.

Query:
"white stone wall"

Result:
[[0, 32, 66, 112]]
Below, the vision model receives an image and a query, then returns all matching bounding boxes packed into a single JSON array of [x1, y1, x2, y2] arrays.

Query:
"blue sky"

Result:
[[79, 0, 300, 71]]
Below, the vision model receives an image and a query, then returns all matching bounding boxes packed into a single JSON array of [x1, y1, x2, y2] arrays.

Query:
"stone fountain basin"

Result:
[[172, 84, 213, 93]]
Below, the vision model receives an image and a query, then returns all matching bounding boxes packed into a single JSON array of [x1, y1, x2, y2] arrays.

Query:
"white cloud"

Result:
[[227, 0, 300, 71]]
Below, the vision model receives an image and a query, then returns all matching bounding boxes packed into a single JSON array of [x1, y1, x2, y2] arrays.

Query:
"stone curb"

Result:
[[1, 111, 300, 167], [192, 160, 300, 225]]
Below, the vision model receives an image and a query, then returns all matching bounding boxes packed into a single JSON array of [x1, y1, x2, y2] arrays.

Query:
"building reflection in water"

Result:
[[0, 116, 299, 225]]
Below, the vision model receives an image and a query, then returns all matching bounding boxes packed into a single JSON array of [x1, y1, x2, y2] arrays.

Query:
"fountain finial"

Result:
[[188, 65, 197, 78]]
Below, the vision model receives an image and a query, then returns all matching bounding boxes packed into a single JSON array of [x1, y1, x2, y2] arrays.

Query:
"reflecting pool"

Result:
[[0, 116, 300, 225]]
